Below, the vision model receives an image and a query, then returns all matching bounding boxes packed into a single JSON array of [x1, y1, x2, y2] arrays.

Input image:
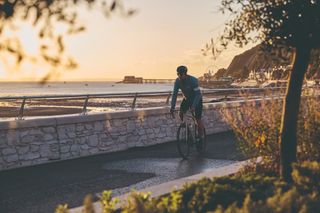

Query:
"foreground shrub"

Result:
[[58, 161, 320, 213], [222, 94, 320, 174]]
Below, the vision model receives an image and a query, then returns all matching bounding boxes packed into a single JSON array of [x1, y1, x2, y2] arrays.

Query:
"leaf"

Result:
[[110, 1, 116, 11]]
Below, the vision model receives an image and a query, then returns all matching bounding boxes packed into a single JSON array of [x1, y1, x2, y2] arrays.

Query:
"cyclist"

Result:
[[170, 65, 205, 141]]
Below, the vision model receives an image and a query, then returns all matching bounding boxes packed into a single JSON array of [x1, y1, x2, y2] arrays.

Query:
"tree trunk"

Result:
[[280, 46, 311, 182]]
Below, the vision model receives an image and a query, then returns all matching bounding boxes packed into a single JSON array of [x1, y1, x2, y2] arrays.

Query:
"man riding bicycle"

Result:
[[170, 65, 205, 142]]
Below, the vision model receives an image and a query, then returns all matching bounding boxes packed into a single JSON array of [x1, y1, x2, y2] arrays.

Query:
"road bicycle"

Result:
[[174, 110, 207, 159]]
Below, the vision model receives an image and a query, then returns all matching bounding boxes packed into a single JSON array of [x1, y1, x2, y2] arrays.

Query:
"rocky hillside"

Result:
[[215, 45, 320, 80]]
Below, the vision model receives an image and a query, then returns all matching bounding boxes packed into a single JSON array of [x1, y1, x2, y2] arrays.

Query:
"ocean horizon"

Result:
[[0, 81, 174, 97]]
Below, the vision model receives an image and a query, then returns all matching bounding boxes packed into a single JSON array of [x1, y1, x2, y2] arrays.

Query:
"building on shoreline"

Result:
[[198, 70, 235, 88], [118, 76, 143, 84], [118, 76, 175, 84]]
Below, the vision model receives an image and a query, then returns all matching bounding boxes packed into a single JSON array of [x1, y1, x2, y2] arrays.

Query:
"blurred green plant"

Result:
[[57, 161, 320, 213], [100, 190, 119, 213]]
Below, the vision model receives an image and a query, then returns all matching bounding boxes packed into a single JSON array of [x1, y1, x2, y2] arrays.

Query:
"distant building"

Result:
[[198, 70, 234, 88], [121, 76, 143, 83]]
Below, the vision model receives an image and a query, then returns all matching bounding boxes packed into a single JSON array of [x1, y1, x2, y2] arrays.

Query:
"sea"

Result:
[[0, 81, 174, 96], [0, 82, 176, 120]]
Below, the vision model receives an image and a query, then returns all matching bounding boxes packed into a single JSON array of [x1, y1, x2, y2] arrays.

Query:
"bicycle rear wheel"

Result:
[[196, 128, 207, 154], [176, 123, 191, 159]]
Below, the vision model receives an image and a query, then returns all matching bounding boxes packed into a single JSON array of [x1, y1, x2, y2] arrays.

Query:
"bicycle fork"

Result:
[[186, 123, 195, 144]]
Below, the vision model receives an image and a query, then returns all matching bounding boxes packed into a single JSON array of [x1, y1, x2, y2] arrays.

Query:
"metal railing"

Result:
[[0, 87, 291, 120]]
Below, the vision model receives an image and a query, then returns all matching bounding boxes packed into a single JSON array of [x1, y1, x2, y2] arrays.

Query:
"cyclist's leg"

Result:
[[179, 99, 188, 121], [195, 99, 205, 139]]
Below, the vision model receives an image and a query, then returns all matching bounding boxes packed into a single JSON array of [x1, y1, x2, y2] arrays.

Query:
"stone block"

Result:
[[154, 128, 161, 134], [42, 127, 56, 133], [85, 123, 94, 130], [46, 139, 59, 145], [57, 125, 75, 139], [99, 146, 113, 152], [0, 140, 6, 149], [80, 144, 89, 150], [17, 146, 30, 155], [126, 121, 136, 131], [148, 133, 155, 139], [146, 129, 154, 134], [30, 145, 40, 152], [59, 139, 73, 145], [29, 129, 42, 135], [43, 134, 55, 141], [88, 135, 98, 147], [112, 119, 126, 127], [6, 131, 19, 145], [21, 135, 36, 144], [71, 144, 80, 156], [40, 144, 51, 157], [117, 143, 128, 151], [138, 129, 145, 136], [76, 125, 85, 132], [4, 154, 19, 162], [23, 152, 40, 160], [66, 132, 76, 139], [118, 135, 127, 143], [94, 122, 104, 132], [32, 158, 48, 164], [158, 133, 166, 138], [19, 130, 30, 138], [61, 152, 72, 159], [2, 148, 16, 155], [89, 148, 99, 154], [80, 149, 90, 156], [60, 145, 70, 153], [100, 138, 114, 146]]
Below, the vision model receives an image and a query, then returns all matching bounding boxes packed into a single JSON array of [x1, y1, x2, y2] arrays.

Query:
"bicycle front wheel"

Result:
[[196, 128, 207, 154], [176, 124, 190, 159]]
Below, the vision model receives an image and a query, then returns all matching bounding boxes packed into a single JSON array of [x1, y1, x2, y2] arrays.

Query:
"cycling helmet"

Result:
[[177, 65, 188, 75]]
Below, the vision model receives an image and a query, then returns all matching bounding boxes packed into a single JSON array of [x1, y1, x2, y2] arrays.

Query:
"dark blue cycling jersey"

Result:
[[170, 75, 202, 110]]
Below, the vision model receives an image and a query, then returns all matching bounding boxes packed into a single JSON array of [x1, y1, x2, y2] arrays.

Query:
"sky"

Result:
[[0, 0, 254, 81]]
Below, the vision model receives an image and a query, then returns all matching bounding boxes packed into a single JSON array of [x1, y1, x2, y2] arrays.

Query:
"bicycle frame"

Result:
[[182, 111, 198, 144], [175, 109, 206, 158]]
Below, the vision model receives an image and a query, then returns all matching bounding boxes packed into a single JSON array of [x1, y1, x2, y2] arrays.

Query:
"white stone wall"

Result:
[[0, 101, 244, 171]]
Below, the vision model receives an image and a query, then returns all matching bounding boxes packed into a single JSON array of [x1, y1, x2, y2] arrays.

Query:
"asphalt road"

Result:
[[0, 131, 245, 213]]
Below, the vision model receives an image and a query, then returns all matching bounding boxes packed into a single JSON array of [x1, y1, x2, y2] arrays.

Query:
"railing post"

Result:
[[131, 93, 138, 110], [17, 98, 26, 120], [166, 92, 171, 105], [82, 95, 89, 115]]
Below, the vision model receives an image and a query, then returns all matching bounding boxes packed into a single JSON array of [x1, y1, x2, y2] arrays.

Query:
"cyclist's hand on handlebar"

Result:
[[170, 108, 175, 118]]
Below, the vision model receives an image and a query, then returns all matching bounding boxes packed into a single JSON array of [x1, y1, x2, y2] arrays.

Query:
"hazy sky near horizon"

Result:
[[0, 0, 254, 81]]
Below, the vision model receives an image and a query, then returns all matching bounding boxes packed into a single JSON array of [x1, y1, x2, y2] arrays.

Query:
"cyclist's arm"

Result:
[[171, 79, 179, 110], [191, 79, 202, 109]]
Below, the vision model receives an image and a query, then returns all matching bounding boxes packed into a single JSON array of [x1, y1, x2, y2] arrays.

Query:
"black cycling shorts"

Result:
[[180, 98, 203, 119]]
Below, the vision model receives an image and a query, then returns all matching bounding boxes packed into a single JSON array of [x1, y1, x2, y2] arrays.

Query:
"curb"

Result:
[[70, 160, 248, 213]]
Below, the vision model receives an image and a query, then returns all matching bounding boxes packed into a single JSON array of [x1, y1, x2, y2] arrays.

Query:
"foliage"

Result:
[[221, 95, 320, 174], [55, 204, 69, 213], [83, 194, 95, 213], [100, 190, 119, 213], [56, 161, 320, 213], [0, 0, 135, 79], [204, 0, 320, 57]]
